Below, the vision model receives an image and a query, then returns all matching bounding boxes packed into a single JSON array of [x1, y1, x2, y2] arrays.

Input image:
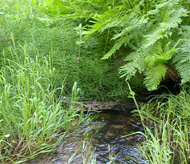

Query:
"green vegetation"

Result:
[[0, 0, 129, 101], [0, 0, 190, 163], [84, 0, 190, 91], [127, 84, 190, 163], [0, 51, 81, 163]]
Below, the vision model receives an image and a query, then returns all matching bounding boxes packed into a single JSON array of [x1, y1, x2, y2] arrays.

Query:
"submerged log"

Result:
[[74, 101, 118, 111]]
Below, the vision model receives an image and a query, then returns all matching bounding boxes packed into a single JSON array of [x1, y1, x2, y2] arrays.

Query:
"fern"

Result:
[[42, 0, 111, 20], [143, 41, 177, 90], [172, 26, 190, 83], [144, 40, 178, 66], [144, 63, 167, 91], [84, 7, 122, 35], [63, 0, 189, 90], [86, 8, 147, 59], [143, 5, 187, 50], [119, 52, 145, 80], [101, 37, 127, 60], [120, 0, 187, 90]]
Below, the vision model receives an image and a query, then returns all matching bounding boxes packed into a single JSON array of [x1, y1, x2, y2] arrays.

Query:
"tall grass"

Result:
[[0, 42, 90, 163], [129, 85, 190, 164], [0, 0, 129, 101], [0, 1, 121, 162], [3, 1, 190, 163]]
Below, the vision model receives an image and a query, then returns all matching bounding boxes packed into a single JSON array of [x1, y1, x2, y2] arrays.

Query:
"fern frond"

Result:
[[144, 63, 167, 91], [100, 12, 146, 59], [112, 13, 147, 40], [82, 0, 189, 90], [119, 62, 138, 80], [119, 52, 145, 80], [173, 38, 190, 83], [176, 60, 190, 84], [143, 2, 187, 49], [101, 37, 127, 60], [145, 40, 178, 68], [84, 7, 122, 35]]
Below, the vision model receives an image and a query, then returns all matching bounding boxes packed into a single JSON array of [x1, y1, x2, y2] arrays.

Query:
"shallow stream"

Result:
[[26, 98, 148, 164]]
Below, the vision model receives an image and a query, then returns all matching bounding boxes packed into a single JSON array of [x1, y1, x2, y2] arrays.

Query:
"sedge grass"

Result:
[[0, 0, 129, 101], [0, 45, 91, 163], [128, 84, 190, 164]]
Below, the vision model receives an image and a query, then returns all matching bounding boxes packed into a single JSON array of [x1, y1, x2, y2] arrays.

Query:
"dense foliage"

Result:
[[0, 0, 130, 101], [83, 0, 190, 90], [41, 0, 190, 91], [0, 0, 190, 163]]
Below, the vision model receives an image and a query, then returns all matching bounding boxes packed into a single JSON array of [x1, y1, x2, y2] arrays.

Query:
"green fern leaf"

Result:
[[119, 62, 138, 80], [176, 61, 190, 84], [144, 63, 167, 91], [143, 2, 187, 49], [111, 13, 147, 40], [119, 52, 145, 80], [145, 40, 178, 68], [84, 8, 121, 35], [101, 37, 127, 60], [173, 38, 190, 83], [83, 0, 189, 90]]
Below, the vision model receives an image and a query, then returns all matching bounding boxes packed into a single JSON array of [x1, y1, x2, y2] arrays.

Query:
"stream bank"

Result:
[[25, 87, 179, 164], [26, 100, 147, 164]]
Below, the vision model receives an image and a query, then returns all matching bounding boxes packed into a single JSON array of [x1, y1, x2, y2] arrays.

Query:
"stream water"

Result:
[[26, 99, 148, 164], [24, 84, 181, 164]]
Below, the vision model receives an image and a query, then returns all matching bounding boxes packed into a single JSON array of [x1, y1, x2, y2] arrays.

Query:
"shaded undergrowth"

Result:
[[0, 0, 129, 162], [0, 1, 129, 101], [0, 50, 88, 163], [1, 0, 190, 163], [129, 85, 190, 164]]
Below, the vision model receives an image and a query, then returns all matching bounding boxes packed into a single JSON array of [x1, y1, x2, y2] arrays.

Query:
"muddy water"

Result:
[[26, 101, 146, 164]]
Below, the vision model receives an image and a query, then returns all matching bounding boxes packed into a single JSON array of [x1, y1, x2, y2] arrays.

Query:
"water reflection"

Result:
[[26, 103, 145, 164]]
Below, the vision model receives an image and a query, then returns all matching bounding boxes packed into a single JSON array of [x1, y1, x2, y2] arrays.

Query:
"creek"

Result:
[[26, 97, 149, 164], [26, 85, 179, 164]]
